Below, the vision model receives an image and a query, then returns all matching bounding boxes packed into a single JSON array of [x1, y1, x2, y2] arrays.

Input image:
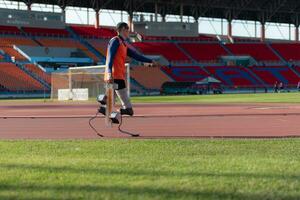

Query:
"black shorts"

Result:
[[114, 79, 126, 90]]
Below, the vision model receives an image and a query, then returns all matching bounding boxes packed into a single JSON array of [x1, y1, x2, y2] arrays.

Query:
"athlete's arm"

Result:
[[127, 46, 153, 63], [106, 38, 120, 74]]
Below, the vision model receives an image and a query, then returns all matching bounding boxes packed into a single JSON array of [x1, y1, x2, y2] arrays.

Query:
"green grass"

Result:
[[0, 139, 300, 200], [1, 92, 300, 104], [132, 93, 300, 103]]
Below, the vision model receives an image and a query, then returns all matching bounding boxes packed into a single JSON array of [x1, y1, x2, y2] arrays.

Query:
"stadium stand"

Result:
[[133, 42, 190, 62], [162, 66, 209, 82], [0, 46, 27, 61], [0, 36, 38, 46], [0, 25, 22, 35], [178, 43, 228, 62], [271, 43, 300, 61], [87, 39, 108, 56], [250, 66, 300, 85], [22, 27, 70, 37], [225, 43, 280, 62], [36, 38, 99, 62], [24, 64, 51, 84], [70, 25, 117, 39], [130, 66, 172, 89], [205, 66, 260, 86], [0, 62, 44, 91]]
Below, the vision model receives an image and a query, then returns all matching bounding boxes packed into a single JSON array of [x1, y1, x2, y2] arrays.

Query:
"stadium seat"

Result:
[[133, 42, 190, 62], [162, 66, 209, 82], [0, 25, 22, 35], [0, 46, 27, 61], [271, 43, 300, 61], [178, 43, 228, 62], [0, 37, 38, 46], [22, 27, 70, 37], [250, 66, 300, 85], [226, 43, 280, 61], [36, 38, 99, 62], [130, 66, 172, 89], [205, 66, 259, 86], [0, 62, 44, 91], [24, 64, 51, 84], [71, 25, 117, 39]]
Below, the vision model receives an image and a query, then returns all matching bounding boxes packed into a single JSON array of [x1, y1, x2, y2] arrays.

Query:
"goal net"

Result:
[[51, 64, 130, 101]]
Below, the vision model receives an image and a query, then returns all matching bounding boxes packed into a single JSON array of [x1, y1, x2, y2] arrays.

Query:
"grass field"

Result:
[[1, 93, 300, 199], [0, 139, 300, 200], [131, 92, 300, 103], [1, 92, 300, 104]]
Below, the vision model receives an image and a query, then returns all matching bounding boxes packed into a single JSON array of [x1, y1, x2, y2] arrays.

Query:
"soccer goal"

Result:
[[51, 64, 130, 101]]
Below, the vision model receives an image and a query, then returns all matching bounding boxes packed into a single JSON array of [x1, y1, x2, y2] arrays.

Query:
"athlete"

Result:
[[100, 22, 159, 116]]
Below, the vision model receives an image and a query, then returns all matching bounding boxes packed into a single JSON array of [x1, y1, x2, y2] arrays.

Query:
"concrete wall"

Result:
[[0, 8, 65, 28], [134, 22, 198, 37]]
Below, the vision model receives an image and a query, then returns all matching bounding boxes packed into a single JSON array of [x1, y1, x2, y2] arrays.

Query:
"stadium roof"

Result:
[[6, 0, 300, 25]]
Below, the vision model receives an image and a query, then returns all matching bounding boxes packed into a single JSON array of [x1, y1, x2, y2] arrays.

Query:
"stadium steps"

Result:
[[287, 64, 300, 78], [66, 26, 105, 63], [244, 67, 268, 87], [19, 27, 43, 46], [219, 42, 233, 55], [15, 62, 51, 90], [130, 77, 149, 94], [0, 50, 11, 62], [266, 42, 287, 63], [174, 42, 198, 64]]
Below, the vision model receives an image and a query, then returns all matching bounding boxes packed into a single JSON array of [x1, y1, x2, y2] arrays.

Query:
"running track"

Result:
[[0, 102, 300, 139]]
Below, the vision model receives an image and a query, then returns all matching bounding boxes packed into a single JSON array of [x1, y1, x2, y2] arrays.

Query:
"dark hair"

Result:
[[116, 22, 129, 32]]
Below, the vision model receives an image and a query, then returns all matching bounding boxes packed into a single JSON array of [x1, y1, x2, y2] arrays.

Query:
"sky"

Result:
[[0, 0, 297, 40]]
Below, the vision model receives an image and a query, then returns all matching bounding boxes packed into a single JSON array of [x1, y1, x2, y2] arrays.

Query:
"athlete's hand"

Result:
[[105, 73, 113, 84]]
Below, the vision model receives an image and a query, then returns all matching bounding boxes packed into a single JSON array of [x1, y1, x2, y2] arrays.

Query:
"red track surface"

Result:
[[1, 102, 300, 139]]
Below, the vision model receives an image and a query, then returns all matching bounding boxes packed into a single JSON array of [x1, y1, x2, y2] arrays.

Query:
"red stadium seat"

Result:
[[205, 66, 259, 86], [22, 27, 70, 37], [133, 42, 190, 62], [226, 43, 280, 61], [179, 43, 228, 62], [250, 66, 300, 85], [162, 66, 209, 82], [0, 25, 21, 35], [271, 43, 300, 61], [71, 25, 117, 39]]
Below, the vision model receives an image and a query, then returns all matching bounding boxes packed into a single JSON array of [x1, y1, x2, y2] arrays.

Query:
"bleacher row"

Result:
[[1, 24, 300, 93]]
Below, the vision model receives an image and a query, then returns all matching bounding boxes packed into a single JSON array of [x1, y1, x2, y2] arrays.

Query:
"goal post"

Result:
[[51, 64, 130, 101]]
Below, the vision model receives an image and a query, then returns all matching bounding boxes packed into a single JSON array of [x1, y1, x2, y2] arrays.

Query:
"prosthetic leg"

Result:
[[92, 84, 139, 137]]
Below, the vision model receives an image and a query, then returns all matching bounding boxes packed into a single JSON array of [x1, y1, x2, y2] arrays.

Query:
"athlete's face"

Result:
[[120, 27, 130, 39]]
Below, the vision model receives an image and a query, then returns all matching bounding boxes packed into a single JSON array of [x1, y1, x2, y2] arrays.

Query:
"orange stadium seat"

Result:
[[0, 63, 44, 91], [130, 66, 172, 89], [0, 46, 27, 61], [0, 37, 38, 46], [36, 38, 99, 62], [24, 64, 51, 84], [87, 39, 109, 55]]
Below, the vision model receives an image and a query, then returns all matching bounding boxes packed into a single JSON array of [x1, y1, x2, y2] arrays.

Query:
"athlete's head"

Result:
[[116, 22, 129, 39]]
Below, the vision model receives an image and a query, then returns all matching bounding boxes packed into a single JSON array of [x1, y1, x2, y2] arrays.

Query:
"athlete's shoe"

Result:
[[97, 94, 107, 105], [98, 106, 106, 116], [120, 108, 134, 116]]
